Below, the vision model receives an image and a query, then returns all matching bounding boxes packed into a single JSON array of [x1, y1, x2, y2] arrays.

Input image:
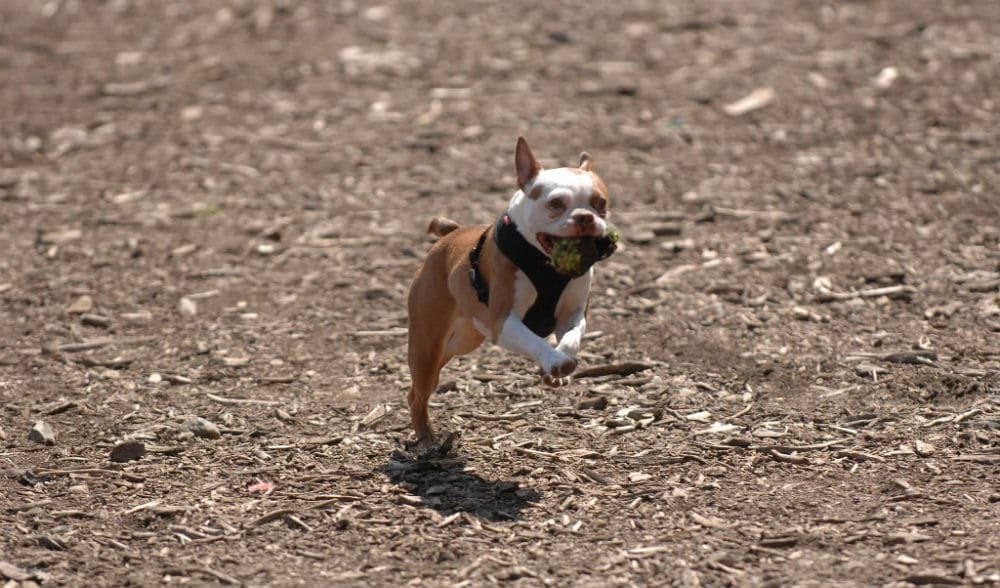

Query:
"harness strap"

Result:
[[468, 214, 572, 338], [468, 228, 491, 305]]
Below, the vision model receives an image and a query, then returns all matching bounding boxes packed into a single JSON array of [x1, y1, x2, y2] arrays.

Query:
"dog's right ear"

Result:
[[515, 136, 541, 190]]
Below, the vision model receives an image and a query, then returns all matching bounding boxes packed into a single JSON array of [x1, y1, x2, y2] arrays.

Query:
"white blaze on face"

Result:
[[507, 167, 607, 255]]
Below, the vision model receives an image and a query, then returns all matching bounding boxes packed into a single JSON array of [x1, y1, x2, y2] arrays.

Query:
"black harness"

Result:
[[469, 214, 572, 338]]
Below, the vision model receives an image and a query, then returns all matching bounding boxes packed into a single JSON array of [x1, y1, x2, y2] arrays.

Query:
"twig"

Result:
[[8, 499, 52, 512], [35, 467, 120, 477], [722, 404, 753, 422], [513, 447, 568, 462], [350, 328, 407, 337], [206, 394, 281, 406], [815, 284, 915, 303], [247, 509, 298, 527], [197, 567, 242, 586], [769, 450, 809, 465], [836, 449, 886, 462], [574, 362, 655, 379], [458, 412, 526, 422], [754, 438, 852, 452]]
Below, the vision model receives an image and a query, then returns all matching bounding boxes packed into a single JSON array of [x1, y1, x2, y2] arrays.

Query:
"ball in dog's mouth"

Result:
[[547, 228, 620, 277]]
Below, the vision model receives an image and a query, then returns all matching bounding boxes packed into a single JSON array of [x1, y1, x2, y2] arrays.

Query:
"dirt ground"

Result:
[[2, 0, 999, 586]]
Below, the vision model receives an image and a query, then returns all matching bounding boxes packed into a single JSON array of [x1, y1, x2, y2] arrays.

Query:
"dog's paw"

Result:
[[542, 373, 571, 387], [541, 354, 577, 387], [414, 431, 460, 459], [405, 434, 437, 452], [549, 355, 578, 378]]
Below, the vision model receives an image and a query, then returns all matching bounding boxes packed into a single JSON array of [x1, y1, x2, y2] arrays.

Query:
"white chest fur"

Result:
[[511, 272, 537, 320]]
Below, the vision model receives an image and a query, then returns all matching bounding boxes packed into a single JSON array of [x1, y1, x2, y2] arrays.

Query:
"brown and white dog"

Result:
[[406, 137, 612, 448]]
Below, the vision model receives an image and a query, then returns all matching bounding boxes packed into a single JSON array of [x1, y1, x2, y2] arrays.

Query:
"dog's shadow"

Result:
[[379, 443, 541, 522]]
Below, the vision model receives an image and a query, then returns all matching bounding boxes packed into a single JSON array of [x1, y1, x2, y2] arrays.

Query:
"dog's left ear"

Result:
[[515, 137, 542, 190], [578, 152, 594, 172]]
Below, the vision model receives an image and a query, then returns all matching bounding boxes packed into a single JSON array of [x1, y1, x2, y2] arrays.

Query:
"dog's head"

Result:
[[506, 137, 611, 257]]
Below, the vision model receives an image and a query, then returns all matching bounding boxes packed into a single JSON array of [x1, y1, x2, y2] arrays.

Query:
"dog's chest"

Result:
[[511, 269, 592, 335], [511, 272, 538, 319]]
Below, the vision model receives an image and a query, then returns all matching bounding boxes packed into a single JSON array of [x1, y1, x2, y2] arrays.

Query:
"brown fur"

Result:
[[408, 138, 609, 447], [407, 223, 516, 446]]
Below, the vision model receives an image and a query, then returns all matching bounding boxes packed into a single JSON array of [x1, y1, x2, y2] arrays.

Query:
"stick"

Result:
[[815, 284, 915, 303], [574, 361, 655, 379], [247, 509, 298, 527], [722, 404, 753, 422], [206, 393, 281, 406], [754, 438, 852, 452], [769, 450, 809, 465]]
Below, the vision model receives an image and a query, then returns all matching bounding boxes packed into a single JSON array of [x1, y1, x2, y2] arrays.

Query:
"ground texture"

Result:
[[1, 0, 999, 586]]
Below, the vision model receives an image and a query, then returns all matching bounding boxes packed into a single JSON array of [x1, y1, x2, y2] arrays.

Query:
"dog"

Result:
[[406, 137, 614, 448]]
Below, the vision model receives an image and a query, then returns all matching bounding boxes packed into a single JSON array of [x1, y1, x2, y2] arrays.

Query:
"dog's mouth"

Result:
[[537, 232, 598, 255], [537, 233, 563, 255]]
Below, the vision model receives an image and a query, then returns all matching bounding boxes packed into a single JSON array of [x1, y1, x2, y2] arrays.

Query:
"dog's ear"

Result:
[[515, 136, 541, 190], [578, 151, 594, 172]]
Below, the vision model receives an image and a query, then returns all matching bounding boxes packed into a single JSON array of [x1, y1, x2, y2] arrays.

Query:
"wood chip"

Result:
[[206, 393, 280, 406], [723, 87, 775, 116], [769, 450, 809, 465], [836, 449, 886, 462], [110, 440, 145, 463], [66, 295, 94, 314], [28, 421, 56, 445], [247, 509, 298, 527], [913, 440, 935, 457], [903, 573, 962, 586], [0, 560, 32, 581]]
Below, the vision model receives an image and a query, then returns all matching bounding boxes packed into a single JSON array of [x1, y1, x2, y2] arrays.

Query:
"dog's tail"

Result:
[[427, 216, 460, 237]]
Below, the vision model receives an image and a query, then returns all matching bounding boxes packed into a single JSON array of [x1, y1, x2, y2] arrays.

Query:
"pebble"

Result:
[[28, 421, 56, 445], [178, 296, 197, 316], [66, 295, 94, 314], [110, 440, 146, 463], [914, 440, 936, 457], [182, 417, 221, 439]]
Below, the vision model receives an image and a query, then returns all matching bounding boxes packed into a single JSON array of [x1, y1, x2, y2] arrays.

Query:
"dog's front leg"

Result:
[[554, 309, 586, 360], [495, 314, 577, 387]]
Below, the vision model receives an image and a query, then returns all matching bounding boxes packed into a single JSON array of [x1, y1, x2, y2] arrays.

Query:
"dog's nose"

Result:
[[572, 211, 595, 226]]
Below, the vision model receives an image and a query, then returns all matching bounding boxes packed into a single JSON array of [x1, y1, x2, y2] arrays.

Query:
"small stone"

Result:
[[66, 295, 94, 314], [182, 417, 221, 439], [148, 373, 162, 384], [178, 296, 197, 316], [914, 440, 936, 457], [68, 484, 89, 494], [874, 66, 899, 89], [628, 471, 653, 483], [110, 440, 145, 463], [28, 421, 56, 445], [180, 105, 203, 121], [121, 311, 153, 322]]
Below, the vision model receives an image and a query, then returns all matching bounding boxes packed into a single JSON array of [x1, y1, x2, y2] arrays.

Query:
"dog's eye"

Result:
[[592, 198, 607, 216], [548, 198, 566, 212]]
